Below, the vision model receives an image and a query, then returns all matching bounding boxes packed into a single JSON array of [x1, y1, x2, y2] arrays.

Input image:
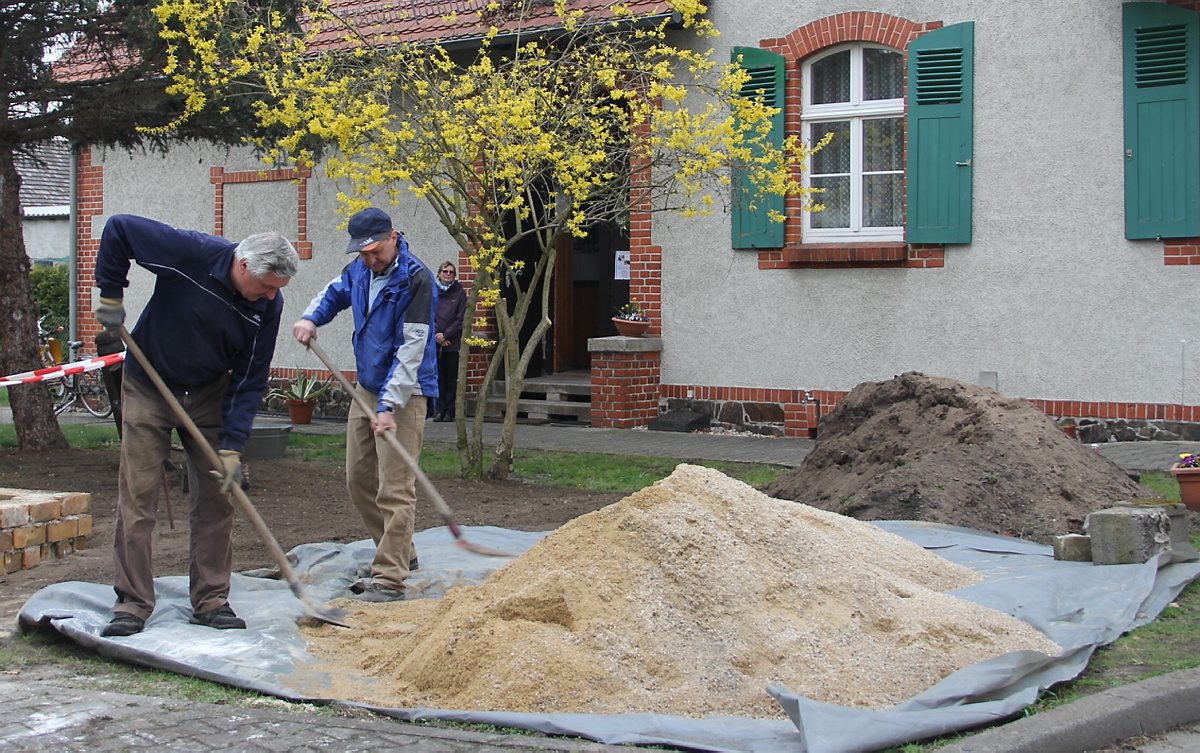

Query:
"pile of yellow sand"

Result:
[[299, 464, 1060, 718]]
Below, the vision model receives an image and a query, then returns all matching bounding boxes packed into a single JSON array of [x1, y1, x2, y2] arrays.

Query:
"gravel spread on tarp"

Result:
[[298, 464, 1060, 718]]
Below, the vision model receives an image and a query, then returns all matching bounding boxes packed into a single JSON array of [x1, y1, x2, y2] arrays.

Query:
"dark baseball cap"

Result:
[[345, 207, 393, 254]]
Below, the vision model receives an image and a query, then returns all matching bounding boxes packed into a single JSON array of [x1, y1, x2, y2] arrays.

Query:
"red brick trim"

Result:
[[1032, 398, 1200, 423], [753, 13, 948, 270], [209, 166, 314, 259], [591, 350, 662, 428], [1164, 238, 1200, 265], [663, 382, 1200, 437], [74, 145, 104, 348]]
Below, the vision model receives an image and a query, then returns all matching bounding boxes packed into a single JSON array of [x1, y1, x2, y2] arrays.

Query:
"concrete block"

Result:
[[1086, 506, 1171, 565], [1125, 500, 1199, 562], [77, 514, 93, 537], [1054, 534, 1093, 562]]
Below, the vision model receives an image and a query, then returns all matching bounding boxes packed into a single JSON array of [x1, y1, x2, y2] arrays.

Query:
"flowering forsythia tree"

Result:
[[151, 0, 822, 479]]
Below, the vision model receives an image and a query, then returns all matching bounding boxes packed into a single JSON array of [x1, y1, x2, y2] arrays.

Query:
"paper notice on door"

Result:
[[614, 250, 630, 280]]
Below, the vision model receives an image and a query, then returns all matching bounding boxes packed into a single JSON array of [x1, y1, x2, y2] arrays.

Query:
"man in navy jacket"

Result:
[[292, 207, 438, 602], [93, 214, 299, 637]]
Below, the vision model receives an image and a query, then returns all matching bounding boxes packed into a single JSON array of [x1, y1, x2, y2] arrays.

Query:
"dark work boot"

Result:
[[101, 612, 145, 637], [190, 603, 246, 630]]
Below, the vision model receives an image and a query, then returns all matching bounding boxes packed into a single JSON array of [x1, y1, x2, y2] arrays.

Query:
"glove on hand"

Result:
[[211, 449, 243, 495], [95, 297, 125, 331]]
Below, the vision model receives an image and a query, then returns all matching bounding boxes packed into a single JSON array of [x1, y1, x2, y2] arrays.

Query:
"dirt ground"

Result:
[[0, 447, 623, 627], [766, 372, 1155, 544]]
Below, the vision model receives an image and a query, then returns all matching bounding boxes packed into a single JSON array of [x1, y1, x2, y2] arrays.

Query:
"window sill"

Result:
[[782, 242, 909, 267]]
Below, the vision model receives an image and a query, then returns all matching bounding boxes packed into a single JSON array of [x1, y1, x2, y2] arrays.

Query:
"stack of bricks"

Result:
[[0, 488, 92, 576]]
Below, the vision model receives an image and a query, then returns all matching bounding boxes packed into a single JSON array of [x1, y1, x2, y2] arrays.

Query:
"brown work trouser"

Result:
[[346, 385, 426, 590], [111, 375, 234, 621]]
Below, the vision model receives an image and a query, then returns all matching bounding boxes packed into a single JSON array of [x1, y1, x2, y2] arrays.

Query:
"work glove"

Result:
[[211, 449, 243, 495], [95, 297, 125, 331]]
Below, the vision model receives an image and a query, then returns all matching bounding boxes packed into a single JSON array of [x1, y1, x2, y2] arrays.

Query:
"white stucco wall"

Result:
[[23, 215, 71, 264], [654, 0, 1197, 406], [85, 0, 1198, 411], [91, 142, 451, 376]]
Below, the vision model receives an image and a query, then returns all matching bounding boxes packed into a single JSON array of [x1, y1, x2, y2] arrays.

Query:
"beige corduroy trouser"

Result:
[[345, 384, 426, 590], [112, 375, 234, 620]]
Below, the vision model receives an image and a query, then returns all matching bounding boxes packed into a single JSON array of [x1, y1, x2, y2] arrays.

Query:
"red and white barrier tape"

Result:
[[1, 352, 125, 388]]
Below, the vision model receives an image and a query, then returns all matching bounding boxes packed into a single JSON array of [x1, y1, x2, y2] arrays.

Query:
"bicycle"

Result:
[[50, 340, 113, 418], [37, 313, 68, 405]]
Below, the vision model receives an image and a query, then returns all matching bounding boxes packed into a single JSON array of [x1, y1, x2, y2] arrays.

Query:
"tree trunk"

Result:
[[0, 145, 69, 451]]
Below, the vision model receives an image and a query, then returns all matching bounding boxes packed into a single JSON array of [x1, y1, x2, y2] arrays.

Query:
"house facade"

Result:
[[18, 140, 71, 266], [65, 0, 1200, 438]]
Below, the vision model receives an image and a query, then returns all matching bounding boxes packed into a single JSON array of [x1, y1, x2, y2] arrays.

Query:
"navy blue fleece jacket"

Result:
[[94, 214, 284, 452]]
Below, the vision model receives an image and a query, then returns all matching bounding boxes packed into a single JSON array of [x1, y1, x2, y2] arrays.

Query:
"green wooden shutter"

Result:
[[906, 22, 974, 245], [731, 46, 785, 249], [1123, 2, 1200, 240]]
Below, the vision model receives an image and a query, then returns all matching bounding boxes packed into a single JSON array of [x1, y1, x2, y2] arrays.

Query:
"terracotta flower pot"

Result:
[[1171, 464, 1200, 511], [286, 398, 316, 425], [612, 317, 649, 337]]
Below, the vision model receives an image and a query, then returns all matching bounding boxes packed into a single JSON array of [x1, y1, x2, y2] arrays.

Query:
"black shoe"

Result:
[[190, 603, 246, 630], [409, 556, 419, 571], [101, 612, 145, 637], [354, 582, 406, 603]]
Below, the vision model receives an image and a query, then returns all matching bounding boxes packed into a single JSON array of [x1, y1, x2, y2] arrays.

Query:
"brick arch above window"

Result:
[[749, 12, 952, 270], [778, 12, 930, 62]]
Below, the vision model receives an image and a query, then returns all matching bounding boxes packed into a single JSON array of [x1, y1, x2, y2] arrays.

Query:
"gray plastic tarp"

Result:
[[18, 522, 1200, 753]]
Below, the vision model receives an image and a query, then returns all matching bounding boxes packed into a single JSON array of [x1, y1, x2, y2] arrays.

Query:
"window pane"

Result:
[[810, 50, 850, 104], [811, 176, 850, 228], [863, 173, 903, 227], [809, 121, 850, 175], [863, 48, 903, 100], [863, 118, 903, 171]]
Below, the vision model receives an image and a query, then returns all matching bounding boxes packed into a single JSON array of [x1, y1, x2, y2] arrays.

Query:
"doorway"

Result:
[[552, 220, 629, 373]]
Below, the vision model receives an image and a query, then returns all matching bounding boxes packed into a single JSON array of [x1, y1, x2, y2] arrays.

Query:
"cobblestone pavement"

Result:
[[0, 678, 629, 752]]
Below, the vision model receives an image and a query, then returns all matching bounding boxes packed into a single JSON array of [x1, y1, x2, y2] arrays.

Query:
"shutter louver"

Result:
[[914, 48, 964, 105], [1135, 24, 1188, 87]]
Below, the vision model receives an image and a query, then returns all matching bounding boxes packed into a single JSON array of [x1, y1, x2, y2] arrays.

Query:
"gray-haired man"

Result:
[[93, 214, 299, 637]]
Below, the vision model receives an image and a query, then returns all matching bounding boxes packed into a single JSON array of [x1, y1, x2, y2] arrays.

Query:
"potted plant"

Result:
[[1171, 453, 1200, 511], [612, 299, 650, 337], [268, 370, 331, 425]]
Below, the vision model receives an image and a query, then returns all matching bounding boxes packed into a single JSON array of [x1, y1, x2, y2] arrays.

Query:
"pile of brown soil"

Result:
[[765, 372, 1153, 543], [298, 465, 1059, 718]]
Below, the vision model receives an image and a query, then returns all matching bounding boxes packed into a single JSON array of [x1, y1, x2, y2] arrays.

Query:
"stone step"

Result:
[[483, 397, 591, 422], [496, 379, 592, 400]]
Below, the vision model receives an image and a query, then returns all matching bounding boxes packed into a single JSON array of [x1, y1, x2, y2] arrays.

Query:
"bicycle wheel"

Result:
[[46, 374, 68, 407], [78, 369, 113, 418]]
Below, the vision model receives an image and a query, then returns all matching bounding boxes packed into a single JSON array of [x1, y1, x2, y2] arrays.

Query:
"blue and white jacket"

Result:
[[302, 236, 438, 412], [94, 214, 285, 453]]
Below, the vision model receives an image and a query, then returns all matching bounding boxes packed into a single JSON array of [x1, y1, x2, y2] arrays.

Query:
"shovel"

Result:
[[305, 339, 512, 558], [116, 327, 349, 628]]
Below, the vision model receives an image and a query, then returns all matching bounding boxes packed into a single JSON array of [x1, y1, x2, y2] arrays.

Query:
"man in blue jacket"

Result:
[[292, 207, 438, 602], [93, 214, 299, 637]]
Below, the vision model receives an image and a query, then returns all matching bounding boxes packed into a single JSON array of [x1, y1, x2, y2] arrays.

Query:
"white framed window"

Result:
[[802, 44, 905, 242]]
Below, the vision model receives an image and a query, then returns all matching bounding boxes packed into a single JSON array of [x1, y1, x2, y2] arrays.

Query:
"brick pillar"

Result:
[[588, 336, 662, 428]]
